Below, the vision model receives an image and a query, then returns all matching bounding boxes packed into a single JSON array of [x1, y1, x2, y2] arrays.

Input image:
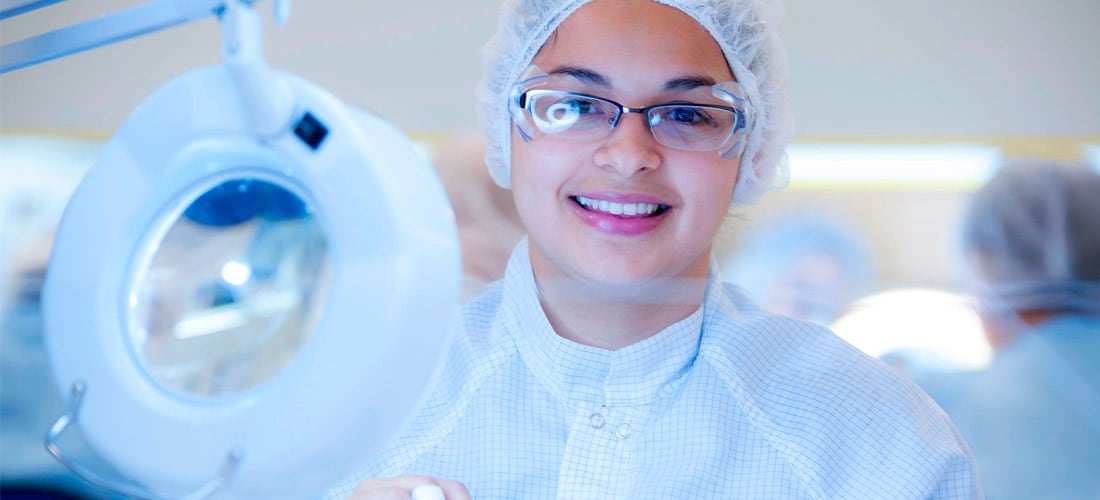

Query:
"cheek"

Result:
[[684, 155, 740, 210], [510, 133, 589, 199], [722, 155, 743, 196], [509, 134, 542, 206], [510, 135, 562, 223]]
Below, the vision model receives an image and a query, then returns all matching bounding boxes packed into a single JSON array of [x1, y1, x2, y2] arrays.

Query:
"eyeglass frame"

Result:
[[508, 64, 755, 158]]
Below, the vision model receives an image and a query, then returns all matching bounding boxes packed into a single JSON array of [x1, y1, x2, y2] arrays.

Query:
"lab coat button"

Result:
[[588, 413, 605, 429], [616, 423, 632, 439]]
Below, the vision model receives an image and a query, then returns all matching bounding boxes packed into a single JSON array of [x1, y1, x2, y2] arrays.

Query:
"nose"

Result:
[[592, 111, 662, 177]]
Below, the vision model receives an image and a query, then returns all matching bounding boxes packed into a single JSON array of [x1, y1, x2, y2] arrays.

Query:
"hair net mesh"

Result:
[[475, 0, 793, 207], [961, 160, 1100, 315]]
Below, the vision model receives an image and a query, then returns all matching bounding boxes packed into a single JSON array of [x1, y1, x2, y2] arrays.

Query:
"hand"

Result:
[[347, 476, 471, 500]]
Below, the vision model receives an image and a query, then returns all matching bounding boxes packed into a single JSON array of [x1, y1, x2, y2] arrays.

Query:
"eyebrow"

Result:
[[663, 76, 718, 91], [549, 66, 609, 87], [548, 65, 718, 91]]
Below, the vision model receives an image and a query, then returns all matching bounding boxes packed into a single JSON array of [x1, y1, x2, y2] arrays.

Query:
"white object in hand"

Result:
[[411, 484, 446, 500]]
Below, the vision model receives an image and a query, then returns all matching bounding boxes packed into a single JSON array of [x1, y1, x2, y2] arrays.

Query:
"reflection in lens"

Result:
[[127, 178, 329, 398], [536, 99, 582, 133]]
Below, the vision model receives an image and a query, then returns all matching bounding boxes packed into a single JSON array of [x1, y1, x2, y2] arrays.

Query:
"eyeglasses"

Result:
[[516, 88, 752, 155]]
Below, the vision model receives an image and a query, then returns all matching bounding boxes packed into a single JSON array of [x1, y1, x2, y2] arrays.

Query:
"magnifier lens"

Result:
[[127, 178, 329, 398]]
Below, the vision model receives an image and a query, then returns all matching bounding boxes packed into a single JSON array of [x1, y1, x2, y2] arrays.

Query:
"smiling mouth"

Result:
[[572, 196, 670, 217]]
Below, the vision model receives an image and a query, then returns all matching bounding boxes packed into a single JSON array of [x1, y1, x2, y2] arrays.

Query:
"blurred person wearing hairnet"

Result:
[[917, 161, 1100, 500], [721, 212, 874, 326], [333, 0, 979, 498]]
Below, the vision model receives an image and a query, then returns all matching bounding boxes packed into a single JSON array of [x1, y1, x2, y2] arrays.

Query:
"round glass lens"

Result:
[[126, 178, 330, 398], [650, 105, 737, 151], [527, 91, 614, 137]]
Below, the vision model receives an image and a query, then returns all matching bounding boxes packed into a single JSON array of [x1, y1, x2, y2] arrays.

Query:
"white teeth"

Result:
[[575, 196, 662, 216]]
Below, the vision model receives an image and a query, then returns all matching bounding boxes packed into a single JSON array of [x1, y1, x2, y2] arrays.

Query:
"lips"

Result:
[[572, 195, 670, 217]]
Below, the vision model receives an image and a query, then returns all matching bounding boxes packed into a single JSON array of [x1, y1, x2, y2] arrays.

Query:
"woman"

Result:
[[336, 0, 979, 498]]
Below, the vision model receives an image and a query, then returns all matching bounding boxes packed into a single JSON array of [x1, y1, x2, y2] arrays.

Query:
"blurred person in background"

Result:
[[721, 211, 874, 326], [919, 160, 1100, 499], [0, 136, 126, 499]]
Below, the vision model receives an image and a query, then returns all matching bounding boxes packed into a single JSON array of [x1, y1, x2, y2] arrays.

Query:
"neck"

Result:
[[534, 273, 708, 350]]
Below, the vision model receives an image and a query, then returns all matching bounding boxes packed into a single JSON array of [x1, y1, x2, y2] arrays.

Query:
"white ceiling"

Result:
[[1, 0, 1098, 137]]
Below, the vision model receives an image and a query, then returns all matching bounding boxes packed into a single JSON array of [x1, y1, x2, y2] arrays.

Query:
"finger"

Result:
[[437, 479, 472, 500]]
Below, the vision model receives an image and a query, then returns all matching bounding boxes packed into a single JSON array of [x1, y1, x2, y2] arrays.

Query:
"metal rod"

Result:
[[0, 0, 226, 73], [0, 0, 66, 20]]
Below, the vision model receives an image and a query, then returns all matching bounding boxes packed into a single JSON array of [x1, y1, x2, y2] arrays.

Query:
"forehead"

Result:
[[532, 0, 734, 88]]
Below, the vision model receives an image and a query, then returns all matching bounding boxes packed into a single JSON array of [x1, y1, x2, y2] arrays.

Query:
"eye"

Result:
[[662, 106, 717, 127], [548, 96, 602, 117]]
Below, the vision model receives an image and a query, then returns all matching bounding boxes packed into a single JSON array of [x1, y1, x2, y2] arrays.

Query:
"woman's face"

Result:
[[511, 0, 741, 287]]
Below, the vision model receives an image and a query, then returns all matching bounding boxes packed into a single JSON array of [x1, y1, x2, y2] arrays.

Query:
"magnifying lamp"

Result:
[[6, 1, 461, 497]]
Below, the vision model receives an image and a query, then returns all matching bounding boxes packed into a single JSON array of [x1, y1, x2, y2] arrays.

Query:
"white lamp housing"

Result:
[[40, 2, 461, 497]]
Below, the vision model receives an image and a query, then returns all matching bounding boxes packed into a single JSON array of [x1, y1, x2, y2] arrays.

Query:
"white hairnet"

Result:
[[961, 160, 1100, 315], [475, 0, 793, 207]]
